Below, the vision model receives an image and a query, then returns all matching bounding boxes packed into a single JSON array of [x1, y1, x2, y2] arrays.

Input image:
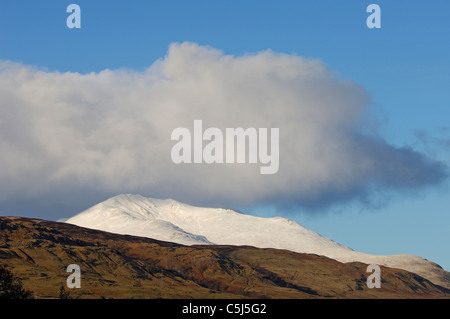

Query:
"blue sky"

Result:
[[1, 1, 449, 270]]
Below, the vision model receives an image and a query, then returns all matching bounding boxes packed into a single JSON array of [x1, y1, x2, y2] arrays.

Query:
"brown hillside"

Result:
[[0, 216, 449, 299]]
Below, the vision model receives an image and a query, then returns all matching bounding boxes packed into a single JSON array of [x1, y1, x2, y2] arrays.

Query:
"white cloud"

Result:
[[0, 42, 447, 212]]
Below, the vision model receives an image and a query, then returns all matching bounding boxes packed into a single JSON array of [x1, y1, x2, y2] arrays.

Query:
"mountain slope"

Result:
[[65, 194, 450, 289], [1, 216, 449, 299]]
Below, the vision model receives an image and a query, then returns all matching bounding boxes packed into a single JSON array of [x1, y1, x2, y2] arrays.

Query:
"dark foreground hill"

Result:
[[0, 216, 449, 299]]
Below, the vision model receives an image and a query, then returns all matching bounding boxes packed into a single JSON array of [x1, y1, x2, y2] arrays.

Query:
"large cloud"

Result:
[[0, 42, 447, 216]]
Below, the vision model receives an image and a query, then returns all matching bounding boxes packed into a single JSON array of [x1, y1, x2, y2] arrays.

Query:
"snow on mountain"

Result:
[[65, 194, 450, 288]]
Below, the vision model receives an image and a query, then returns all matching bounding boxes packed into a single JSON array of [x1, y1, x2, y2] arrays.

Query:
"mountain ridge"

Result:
[[1, 216, 449, 299], [65, 194, 450, 289]]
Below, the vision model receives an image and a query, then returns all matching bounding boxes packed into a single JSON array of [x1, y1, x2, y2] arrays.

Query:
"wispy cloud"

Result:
[[0, 42, 447, 216]]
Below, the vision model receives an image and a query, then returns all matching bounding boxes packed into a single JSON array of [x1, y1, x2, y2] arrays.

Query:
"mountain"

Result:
[[1, 216, 449, 299], [65, 194, 450, 289]]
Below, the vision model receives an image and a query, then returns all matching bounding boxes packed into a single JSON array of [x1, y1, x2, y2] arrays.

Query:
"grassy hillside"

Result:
[[0, 216, 449, 299]]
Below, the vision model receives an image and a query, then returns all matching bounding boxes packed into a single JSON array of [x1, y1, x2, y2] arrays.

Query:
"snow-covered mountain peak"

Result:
[[65, 194, 450, 289]]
